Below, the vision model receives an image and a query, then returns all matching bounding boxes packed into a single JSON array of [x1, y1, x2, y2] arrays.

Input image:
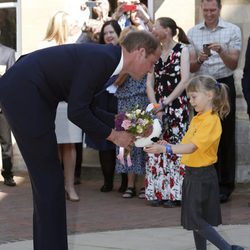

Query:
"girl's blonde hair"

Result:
[[187, 75, 230, 119], [43, 11, 70, 45]]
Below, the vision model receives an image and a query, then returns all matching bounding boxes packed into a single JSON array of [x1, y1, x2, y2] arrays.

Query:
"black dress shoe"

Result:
[[231, 245, 245, 250], [4, 177, 16, 186], [163, 200, 181, 208], [148, 200, 164, 207], [100, 185, 113, 192], [220, 193, 230, 203]]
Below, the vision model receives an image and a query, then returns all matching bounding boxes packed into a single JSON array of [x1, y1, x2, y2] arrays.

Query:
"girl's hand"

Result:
[[162, 96, 172, 106], [143, 144, 165, 154], [157, 140, 168, 145]]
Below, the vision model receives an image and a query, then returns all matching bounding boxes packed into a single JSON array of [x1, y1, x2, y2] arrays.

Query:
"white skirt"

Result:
[[55, 102, 82, 144]]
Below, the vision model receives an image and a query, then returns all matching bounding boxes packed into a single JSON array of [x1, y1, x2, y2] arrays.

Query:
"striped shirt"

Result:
[[187, 18, 241, 79]]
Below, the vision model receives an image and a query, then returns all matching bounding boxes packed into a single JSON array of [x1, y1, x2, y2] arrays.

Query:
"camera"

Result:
[[122, 4, 137, 12], [203, 44, 211, 56], [85, 1, 99, 8]]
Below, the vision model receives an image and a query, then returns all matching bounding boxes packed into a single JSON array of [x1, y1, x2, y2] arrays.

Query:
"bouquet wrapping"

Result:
[[134, 118, 162, 147]]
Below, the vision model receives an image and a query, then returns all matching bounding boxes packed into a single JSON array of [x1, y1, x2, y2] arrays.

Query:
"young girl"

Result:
[[144, 75, 244, 250]]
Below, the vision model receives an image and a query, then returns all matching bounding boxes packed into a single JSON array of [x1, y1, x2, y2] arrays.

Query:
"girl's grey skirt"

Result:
[[181, 165, 222, 230]]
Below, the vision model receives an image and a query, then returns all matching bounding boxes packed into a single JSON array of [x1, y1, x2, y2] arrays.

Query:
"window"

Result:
[[0, 0, 17, 2], [0, 1, 19, 52]]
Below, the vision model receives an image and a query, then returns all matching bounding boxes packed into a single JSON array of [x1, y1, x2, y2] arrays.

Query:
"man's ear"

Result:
[[138, 47, 146, 58]]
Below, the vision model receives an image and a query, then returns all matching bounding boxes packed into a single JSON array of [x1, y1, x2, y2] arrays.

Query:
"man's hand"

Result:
[[107, 129, 134, 148], [209, 43, 223, 54], [197, 51, 209, 64]]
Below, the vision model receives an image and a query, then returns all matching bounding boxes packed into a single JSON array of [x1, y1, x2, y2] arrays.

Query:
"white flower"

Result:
[[135, 109, 141, 115]]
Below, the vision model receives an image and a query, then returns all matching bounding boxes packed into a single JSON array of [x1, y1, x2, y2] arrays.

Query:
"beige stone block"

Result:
[[221, 5, 250, 24], [155, 0, 196, 32]]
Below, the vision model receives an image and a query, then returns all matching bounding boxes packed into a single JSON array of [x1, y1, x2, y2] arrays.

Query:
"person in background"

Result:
[[187, 0, 242, 203], [82, 0, 111, 41], [115, 26, 148, 199], [112, 0, 132, 29], [0, 9, 16, 50], [85, 20, 128, 193], [146, 17, 190, 208], [0, 41, 16, 186], [112, 0, 141, 30], [242, 36, 250, 120], [74, 8, 96, 185], [92, 0, 111, 22], [129, 3, 150, 31], [74, 142, 83, 185], [75, 22, 94, 44], [144, 75, 244, 250], [134, 1, 153, 32], [39, 11, 82, 201]]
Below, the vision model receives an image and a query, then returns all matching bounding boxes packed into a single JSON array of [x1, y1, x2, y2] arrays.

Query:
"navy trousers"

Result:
[[214, 75, 236, 197], [12, 128, 68, 250]]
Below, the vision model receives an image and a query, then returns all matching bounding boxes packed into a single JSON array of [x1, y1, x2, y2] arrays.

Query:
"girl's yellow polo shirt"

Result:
[[181, 110, 222, 167]]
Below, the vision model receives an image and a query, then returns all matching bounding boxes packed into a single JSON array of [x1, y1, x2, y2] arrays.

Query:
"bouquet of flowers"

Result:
[[115, 104, 162, 166], [115, 108, 153, 137], [115, 104, 162, 148]]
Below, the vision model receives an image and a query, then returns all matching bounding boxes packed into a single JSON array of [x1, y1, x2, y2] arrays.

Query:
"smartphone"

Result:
[[122, 4, 137, 12], [86, 1, 98, 8], [203, 44, 211, 56]]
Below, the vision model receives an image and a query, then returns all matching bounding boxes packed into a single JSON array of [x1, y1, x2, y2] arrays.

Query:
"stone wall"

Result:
[[21, 0, 84, 53]]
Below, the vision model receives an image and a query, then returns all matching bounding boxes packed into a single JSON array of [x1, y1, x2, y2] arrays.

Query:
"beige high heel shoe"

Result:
[[65, 188, 80, 202]]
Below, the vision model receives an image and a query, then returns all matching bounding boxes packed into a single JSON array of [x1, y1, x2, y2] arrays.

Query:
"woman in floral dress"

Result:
[[146, 17, 190, 207], [115, 75, 149, 198]]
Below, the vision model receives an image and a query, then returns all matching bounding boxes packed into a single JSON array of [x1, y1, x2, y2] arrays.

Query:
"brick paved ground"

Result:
[[0, 168, 250, 245]]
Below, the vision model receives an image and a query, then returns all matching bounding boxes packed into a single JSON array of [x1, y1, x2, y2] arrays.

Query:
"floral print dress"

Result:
[[145, 43, 189, 201], [115, 75, 149, 175]]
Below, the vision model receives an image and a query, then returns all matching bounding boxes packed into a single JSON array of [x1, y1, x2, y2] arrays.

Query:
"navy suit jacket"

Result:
[[0, 43, 121, 138], [242, 37, 250, 117]]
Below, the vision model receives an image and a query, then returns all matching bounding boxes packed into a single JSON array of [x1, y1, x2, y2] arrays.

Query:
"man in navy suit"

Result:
[[242, 36, 250, 120], [0, 31, 161, 250], [0, 42, 16, 186]]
